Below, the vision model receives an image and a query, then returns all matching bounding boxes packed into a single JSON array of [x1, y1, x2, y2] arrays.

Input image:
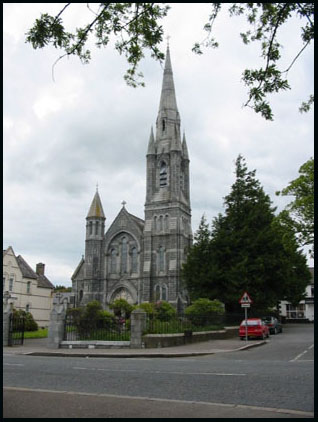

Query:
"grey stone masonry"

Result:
[[47, 303, 67, 349], [130, 308, 147, 348]]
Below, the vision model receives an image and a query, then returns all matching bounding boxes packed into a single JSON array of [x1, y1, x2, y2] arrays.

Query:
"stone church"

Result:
[[72, 46, 192, 311]]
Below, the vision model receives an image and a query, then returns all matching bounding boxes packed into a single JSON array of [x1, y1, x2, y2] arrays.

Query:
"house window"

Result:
[[159, 162, 167, 187], [131, 247, 138, 273], [286, 303, 305, 319], [9, 276, 14, 292], [153, 216, 157, 231], [26, 304, 30, 312], [162, 119, 166, 132], [79, 290, 83, 302], [27, 281, 31, 294], [111, 249, 117, 273], [159, 247, 164, 272], [121, 237, 128, 273]]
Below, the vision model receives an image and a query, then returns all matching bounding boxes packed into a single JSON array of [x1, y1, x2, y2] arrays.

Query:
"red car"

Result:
[[239, 318, 270, 340]]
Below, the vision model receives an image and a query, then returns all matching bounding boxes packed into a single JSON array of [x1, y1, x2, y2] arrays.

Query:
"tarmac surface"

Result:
[[4, 336, 266, 358]]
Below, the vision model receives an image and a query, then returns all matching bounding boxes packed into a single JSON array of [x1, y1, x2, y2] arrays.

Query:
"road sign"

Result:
[[241, 303, 250, 308], [239, 291, 253, 304]]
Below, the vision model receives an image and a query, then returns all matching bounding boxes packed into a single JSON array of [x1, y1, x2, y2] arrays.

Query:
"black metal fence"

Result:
[[64, 315, 130, 341], [8, 314, 25, 346]]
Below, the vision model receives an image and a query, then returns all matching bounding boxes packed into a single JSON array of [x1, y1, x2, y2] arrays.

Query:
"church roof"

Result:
[[87, 189, 105, 219]]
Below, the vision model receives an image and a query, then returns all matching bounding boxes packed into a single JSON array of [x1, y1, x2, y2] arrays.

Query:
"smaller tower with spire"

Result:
[[83, 187, 106, 304]]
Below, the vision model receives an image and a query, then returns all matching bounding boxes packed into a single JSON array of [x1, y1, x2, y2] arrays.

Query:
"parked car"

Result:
[[262, 316, 283, 334], [239, 318, 270, 340]]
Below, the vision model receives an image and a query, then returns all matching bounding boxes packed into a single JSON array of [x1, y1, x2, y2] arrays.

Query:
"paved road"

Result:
[[3, 324, 314, 418]]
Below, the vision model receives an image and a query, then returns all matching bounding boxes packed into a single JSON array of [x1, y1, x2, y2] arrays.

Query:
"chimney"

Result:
[[36, 263, 45, 276]]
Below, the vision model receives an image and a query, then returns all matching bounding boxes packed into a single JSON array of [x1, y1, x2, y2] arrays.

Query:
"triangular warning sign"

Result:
[[239, 291, 253, 304]]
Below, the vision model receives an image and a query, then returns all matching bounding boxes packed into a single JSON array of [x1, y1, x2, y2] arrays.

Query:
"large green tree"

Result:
[[276, 157, 314, 258], [182, 155, 310, 312], [25, 3, 314, 119]]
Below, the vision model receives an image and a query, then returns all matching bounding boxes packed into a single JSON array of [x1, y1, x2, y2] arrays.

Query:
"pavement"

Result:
[[3, 336, 267, 358]]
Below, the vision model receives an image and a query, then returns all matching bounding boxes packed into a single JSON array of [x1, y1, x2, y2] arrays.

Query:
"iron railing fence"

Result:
[[64, 315, 130, 341], [8, 314, 25, 346]]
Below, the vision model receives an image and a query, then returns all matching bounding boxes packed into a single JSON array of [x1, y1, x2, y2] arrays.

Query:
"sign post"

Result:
[[239, 292, 253, 342]]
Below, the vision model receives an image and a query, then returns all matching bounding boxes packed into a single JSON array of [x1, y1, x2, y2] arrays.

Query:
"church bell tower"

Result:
[[143, 45, 192, 310]]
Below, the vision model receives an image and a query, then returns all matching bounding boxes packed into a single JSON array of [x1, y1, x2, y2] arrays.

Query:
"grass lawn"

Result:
[[23, 328, 48, 339]]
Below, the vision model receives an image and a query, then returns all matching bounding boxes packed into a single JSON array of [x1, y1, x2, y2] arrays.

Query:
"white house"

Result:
[[3, 246, 55, 327], [280, 267, 314, 322]]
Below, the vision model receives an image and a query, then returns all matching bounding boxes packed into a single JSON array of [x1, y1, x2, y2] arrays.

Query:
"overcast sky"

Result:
[[4, 3, 314, 286]]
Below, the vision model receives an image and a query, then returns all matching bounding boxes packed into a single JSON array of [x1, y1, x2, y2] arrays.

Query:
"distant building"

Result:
[[280, 267, 314, 322], [3, 246, 55, 327]]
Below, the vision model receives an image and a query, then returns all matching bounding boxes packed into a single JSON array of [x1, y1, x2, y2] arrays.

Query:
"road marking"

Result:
[[72, 366, 246, 376], [290, 344, 314, 362], [4, 363, 24, 366], [3, 386, 314, 418]]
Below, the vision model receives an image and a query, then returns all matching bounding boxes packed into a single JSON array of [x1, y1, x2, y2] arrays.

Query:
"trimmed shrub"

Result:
[[154, 301, 177, 321], [185, 298, 224, 327]]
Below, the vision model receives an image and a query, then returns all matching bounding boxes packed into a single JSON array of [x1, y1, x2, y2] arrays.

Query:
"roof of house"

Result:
[[16, 255, 38, 279], [16, 253, 54, 289]]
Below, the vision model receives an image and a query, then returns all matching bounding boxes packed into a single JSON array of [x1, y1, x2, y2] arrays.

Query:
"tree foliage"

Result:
[[182, 155, 311, 312], [276, 157, 314, 257], [25, 3, 169, 86], [193, 3, 314, 120], [25, 3, 313, 119]]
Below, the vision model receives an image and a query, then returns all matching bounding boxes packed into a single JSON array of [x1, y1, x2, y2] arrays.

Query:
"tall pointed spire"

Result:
[[87, 189, 105, 219], [182, 132, 189, 160], [147, 126, 155, 155], [158, 45, 179, 116]]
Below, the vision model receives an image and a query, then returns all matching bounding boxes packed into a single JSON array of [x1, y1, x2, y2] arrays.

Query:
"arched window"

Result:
[[165, 215, 169, 231], [89, 221, 93, 235], [159, 215, 163, 232], [159, 161, 167, 187], [162, 284, 167, 301], [155, 285, 161, 301], [95, 221, 99, 235], [131, 247, 138, 273], [159, 246, 164, 272], [111, 249, 117, 273], [153, 216, 157, 231], [162, 119, 166, 132], [121, 237, 128, 273]]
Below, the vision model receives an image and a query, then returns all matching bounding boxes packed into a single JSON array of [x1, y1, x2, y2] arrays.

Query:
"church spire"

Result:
[[87, 189, 105, 219], [156, 44, 181, 150], [158, 44, 179, 116], [147, 126, 155, 155]]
